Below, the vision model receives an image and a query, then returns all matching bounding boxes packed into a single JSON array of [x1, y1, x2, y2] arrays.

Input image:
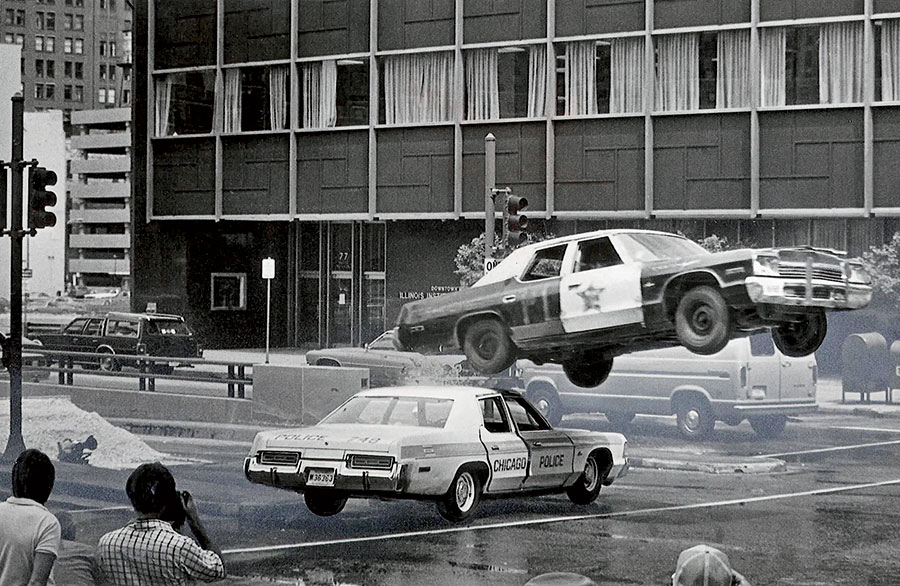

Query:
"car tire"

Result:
[[304, 490, 348, 517], [772, 310, 827, 357], [674, 286, 730, 355], [749, 415, 788, 439], [675, 395, 715, 440], [562, 354, 613, 388], [97, 349, 120, 372], [437, 468, 482, 522], [526, 386, 563, 426], [566, 451, 606, 505], [462, 319, 515, 375], [605, 411, 635, 428]]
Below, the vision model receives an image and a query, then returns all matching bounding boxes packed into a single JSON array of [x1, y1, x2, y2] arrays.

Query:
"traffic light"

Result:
[[29, 166, 57, 231], [506, 194, 528, 247]]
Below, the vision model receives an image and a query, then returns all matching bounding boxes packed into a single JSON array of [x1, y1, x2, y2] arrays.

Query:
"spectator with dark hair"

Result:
[[672, 544, 752, 586], [53, 511, 100, 586], [0, 449, 61, 586], [97, 462, 225, 586]]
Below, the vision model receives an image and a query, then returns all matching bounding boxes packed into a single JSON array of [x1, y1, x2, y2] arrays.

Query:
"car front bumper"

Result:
[[744, 276, 871, 309]]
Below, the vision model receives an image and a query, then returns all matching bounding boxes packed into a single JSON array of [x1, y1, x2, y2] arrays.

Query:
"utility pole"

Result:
[[484, 133, 496, 264], [2, 94, 26, 462]]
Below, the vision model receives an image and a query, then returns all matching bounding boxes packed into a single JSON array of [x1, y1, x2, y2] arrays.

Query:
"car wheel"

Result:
[[675, 395, 715, 440], [526, 386, 563, 426], [605, 411, 635, 428], [749, 415, 788, 439], [562, 354, 613, 388], [566, 452, 607, 505], [437, 468, 482, 522], [304, 490, 348, 517], [97, 349, 120, 372], [772, 310, 827, 357], [462, 319, 515, 375], [674, 286, 731, 355]]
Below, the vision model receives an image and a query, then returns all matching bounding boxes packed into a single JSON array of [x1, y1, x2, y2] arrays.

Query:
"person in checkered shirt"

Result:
[[96, 462, 226, 586]]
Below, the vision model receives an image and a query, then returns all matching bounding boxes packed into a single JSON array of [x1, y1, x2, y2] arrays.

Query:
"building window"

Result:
[[73, 14, 82, 30], [46, 60, 54, 77], [99, 40, 106, 56], [45, 36, 55, 52], [35, 59, 44, 77], [35, 36, 44, 52], [107, 88, 115, 104], [35, 84, 44, 100], [99, 63, 106, 79], [222, 65, 290, 132], [35, 11, 45, 28], [74, 61, 82, 78], [464, 45, 546, 120], [6, 8, 25, 26], [122, 88, 130, 104], [64, 13, 72, 29], [109, 41, 116, 57], [64, 84, 72, 100], [98, 88, 106, 103], [109, 65, 116, 80], [154, 70, 216, 136], [64, 37, 72, 53], [557, 38, 646, 115], [379, 52, 452, 125], [73, 84, 83, 101], [45, 83, 55, 99], [75, 0, 82, 7], [64, 60, 71, 77], [99, 0, 106, 8], [15, 34, 24, 45], [878, 19, 900, 101], [3, 33, 13, 44], [74, 38, 83, 54], [45, 12, 55, 30], [210, 273, 247, 311]]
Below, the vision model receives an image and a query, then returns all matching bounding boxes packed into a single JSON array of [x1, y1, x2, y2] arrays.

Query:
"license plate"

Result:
[[307, 468, 335, 487]]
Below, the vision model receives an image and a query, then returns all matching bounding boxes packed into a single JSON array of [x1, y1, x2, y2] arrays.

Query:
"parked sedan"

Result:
[[395, 229, 872, 389], [244, 386, 628, 522]]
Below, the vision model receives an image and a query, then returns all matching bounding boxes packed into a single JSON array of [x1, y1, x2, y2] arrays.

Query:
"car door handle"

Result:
[[490, 445, 500, 451], [502, 295, 516, 303], [532, 441, 543, 447], [567, 283, 581, 289]]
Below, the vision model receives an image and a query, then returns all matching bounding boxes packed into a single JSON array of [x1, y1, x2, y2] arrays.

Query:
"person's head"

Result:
[[125, 462, 177, 516], [11, 449, 55, 504], [672, 545, 743, 586], [83, 435, 98, 451], [56, 511, 77, 541]]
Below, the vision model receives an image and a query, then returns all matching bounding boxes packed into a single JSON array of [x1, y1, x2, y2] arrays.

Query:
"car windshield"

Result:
[[321, 396, 453, 428], [144, 319, 192, 335], [616, 233, 709, 262], [367, 331, 396, 350], [474, 246, 536, 286]]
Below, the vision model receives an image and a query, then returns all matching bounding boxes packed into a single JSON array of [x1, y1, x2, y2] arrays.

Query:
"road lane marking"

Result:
[[757, 439, 900, 459], [222, 478, 900, 555], [67, 505, 132, 514], [831, 426, 900, 434]]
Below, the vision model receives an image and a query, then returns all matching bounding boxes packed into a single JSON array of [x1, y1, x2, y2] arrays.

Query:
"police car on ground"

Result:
[[395, 229, 872, 388], [244, 386, 628, 522]]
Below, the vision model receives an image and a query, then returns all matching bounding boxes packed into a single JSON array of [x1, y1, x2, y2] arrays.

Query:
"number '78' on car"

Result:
[[244, 385, 628, 522]]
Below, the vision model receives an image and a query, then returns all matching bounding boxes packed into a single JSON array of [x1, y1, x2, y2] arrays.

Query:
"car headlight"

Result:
[[845, 262, 872, 284], [752, 254, 780, 276]]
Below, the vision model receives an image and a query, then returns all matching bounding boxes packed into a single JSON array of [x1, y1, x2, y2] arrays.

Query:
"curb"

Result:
[[817, 403, 900, 419], [627, 456, 787, 474]]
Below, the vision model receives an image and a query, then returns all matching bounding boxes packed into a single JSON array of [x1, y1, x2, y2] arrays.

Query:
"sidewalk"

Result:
[[815, 376, 900, 419]]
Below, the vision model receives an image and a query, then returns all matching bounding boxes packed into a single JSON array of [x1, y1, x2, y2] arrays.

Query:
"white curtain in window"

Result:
[[716, 30, 751, 108], [154, 76, 172, 136], [527, 44, 547, 117], [882, 19, 900, 101], [384, 52, 454, 124], [268, 65, 289, 130], [759, 27, 786, 107], [610, 37, 644, 114], [302, 60, 337, 128], [819, 22, 863, 104], [465, 48, 499, 120], [565, 41, 597, 115], [655, 33, 699, 111], [223, 68, 241, 133]]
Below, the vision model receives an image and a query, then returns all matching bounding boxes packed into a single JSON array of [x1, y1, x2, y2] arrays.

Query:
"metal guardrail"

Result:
[[23, 349, 253, 399]]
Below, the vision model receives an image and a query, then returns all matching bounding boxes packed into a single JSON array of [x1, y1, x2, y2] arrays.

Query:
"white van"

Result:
[[520, 334, 817, 440]]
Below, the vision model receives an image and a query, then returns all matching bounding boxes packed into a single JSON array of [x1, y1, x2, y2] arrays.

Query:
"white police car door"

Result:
[[559, 237, 642, 333], [478, 396, 529, 493], [505, 396, 574, 489]]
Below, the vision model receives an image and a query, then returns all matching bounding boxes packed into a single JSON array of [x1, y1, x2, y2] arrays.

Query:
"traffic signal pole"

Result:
[[484, 133, 496, 262], [2, 95, 26, 462]]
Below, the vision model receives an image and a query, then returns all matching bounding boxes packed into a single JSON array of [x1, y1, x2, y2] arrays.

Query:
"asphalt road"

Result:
[[53, 410, 900, 586]]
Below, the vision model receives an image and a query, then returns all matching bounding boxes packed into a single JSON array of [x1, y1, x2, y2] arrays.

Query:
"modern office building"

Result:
[[1, 0, 133, 123], [132, 0, 900, 350], [68, 106, 130, 290]]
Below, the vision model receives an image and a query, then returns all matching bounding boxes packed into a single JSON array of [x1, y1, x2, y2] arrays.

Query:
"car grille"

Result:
[[778, 264, 844, 283], [346, 454, 394, 470], [258, 451, 300, 466], [785, 286, 834, 300]]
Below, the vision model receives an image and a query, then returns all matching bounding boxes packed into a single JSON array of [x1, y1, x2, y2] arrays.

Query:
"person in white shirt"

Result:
[[0, 449, 61, 586]]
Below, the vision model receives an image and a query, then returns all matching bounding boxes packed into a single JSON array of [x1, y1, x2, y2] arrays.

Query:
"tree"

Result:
[[861, 231, 900, 310], [695, 233, 750, 253], [454, 230, 554, 287]]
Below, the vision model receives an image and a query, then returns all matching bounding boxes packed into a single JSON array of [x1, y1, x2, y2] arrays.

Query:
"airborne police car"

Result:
[[395, 229, 872, 389], [244, 386, 628, 522]]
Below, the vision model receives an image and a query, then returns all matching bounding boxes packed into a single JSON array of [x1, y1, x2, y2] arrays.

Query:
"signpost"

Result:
[[262, 257, 275, 364]]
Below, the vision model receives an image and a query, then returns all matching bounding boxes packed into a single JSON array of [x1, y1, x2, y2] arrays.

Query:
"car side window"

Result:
[[83, 319, 103, 336], [480, 397, 512, 434], [505, 397, 551, 431], [575, 237, 622, 273], [521, 244, 567, 282], [63, 318, 89, 334], [107, 320, 139, 338]]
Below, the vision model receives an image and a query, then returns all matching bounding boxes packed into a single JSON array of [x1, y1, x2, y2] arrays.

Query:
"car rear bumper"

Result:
[[244, 457, 407, 494], [744, 276, 871, 309], [716, 400, 818, 418]]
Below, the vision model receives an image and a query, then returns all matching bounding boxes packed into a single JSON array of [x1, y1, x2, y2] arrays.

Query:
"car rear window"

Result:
[[322, 396, 453, 428], [145, 320, 192, 335]]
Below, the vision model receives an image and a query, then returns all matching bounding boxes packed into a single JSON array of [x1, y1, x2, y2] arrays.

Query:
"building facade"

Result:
[[1, 0, 133, 123], [68, 106, 130, 290], [133, 0, 900, 350]]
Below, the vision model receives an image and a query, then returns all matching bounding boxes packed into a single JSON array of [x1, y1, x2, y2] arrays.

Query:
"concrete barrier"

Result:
[[252, 364, 369, 424]]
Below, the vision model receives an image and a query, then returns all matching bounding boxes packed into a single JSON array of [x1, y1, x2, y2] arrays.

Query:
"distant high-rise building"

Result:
[[0, 0, 133, 126]]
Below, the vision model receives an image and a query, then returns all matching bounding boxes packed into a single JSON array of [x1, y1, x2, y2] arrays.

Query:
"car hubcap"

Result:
[[583, 459, 598, 491], [455, 473, 475, 511], [691, 305, 713, 335], [684, 409, 701, 431], [476, 335, 498, 360]]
